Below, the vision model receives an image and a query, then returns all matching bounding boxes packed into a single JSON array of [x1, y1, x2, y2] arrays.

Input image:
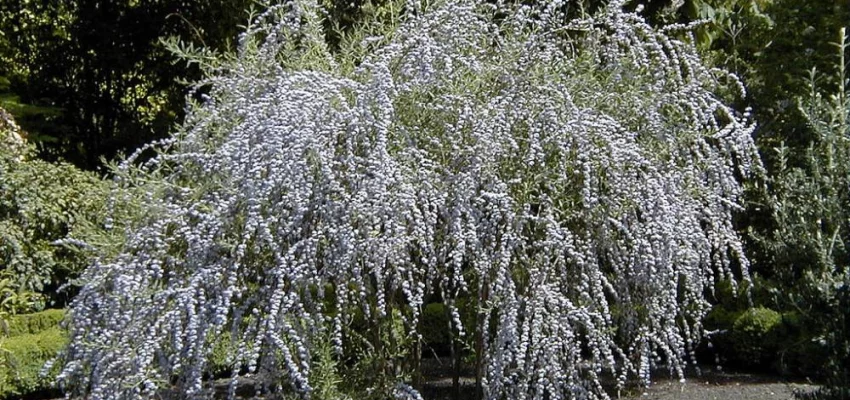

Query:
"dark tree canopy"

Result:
[[0, 0, 253, 169]]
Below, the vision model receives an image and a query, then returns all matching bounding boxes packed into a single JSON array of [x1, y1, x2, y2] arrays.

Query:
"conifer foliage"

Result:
[[57, 0, 761, 398]]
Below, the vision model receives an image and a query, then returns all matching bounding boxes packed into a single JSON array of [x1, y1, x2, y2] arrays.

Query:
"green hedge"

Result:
[[0, 309, 65, 398], [1, 308, 64, 337], [731, 307, 783, 367], [0, 326, 65, 398], [704, 306, 785, 369]]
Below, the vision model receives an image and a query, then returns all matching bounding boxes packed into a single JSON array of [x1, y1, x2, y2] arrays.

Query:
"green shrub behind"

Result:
[[0, 114, 109, 310], [703, 305, 788, 370], [749, 27, 850, 393]]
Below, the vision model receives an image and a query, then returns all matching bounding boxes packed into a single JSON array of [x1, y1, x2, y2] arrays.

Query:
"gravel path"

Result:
[[624, 368, 819, 400], [632, 381, 815, 400], [418, 361, 821, 400]]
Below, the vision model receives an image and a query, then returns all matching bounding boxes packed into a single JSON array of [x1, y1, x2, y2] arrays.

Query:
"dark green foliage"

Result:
[[818, 274, 850, 398], [0, 0, 419, 169], [642, 0, 850, 385], [745, 0, 849, 149], [703, 304, 743, 333], [320, 0, 387, 50], [0, 0, 253, 169], [807, 267, 850, 398], [771, 311, 830, 377], [631, 0, 849, 164], [700, 305, 739, 364], [421, 303, 450, 352], [0, 93, 62, 145], [747, 28, 849, 392], [702, 305, 827, 374], [0, 326, 65, 398]]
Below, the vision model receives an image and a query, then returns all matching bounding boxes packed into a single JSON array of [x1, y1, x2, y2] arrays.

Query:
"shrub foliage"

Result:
[[58, 1, 760, 399], [0, 108, 110, 316], [754, 28, 850, 396]]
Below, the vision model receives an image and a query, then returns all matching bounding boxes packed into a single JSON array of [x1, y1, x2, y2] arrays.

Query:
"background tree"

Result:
[[0, 0, 253, 169]]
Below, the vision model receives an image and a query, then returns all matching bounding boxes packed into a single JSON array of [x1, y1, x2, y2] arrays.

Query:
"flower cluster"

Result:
[[58, 0, 760, 399]]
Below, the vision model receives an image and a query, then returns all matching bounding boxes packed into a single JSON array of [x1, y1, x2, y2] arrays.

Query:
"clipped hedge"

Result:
[[0, 326, 65, 398], [731, 307, 783, 367], [0, 309, 66, 398], [1, 308, 64, 337], [702, 306, 788, 370]]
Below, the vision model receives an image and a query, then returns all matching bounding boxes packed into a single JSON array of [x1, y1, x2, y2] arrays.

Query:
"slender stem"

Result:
[[475, 283, 489, 400], [447, 300, 461, 400], [413, 309, 423, 390], [838, 27, 846, 129]]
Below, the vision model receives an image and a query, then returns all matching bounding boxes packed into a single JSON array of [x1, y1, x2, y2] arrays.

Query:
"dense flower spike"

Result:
[[58, 0, 760, 399]]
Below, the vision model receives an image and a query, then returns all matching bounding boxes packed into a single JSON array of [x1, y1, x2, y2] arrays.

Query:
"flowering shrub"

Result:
[[58, 0, 760, 399]]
